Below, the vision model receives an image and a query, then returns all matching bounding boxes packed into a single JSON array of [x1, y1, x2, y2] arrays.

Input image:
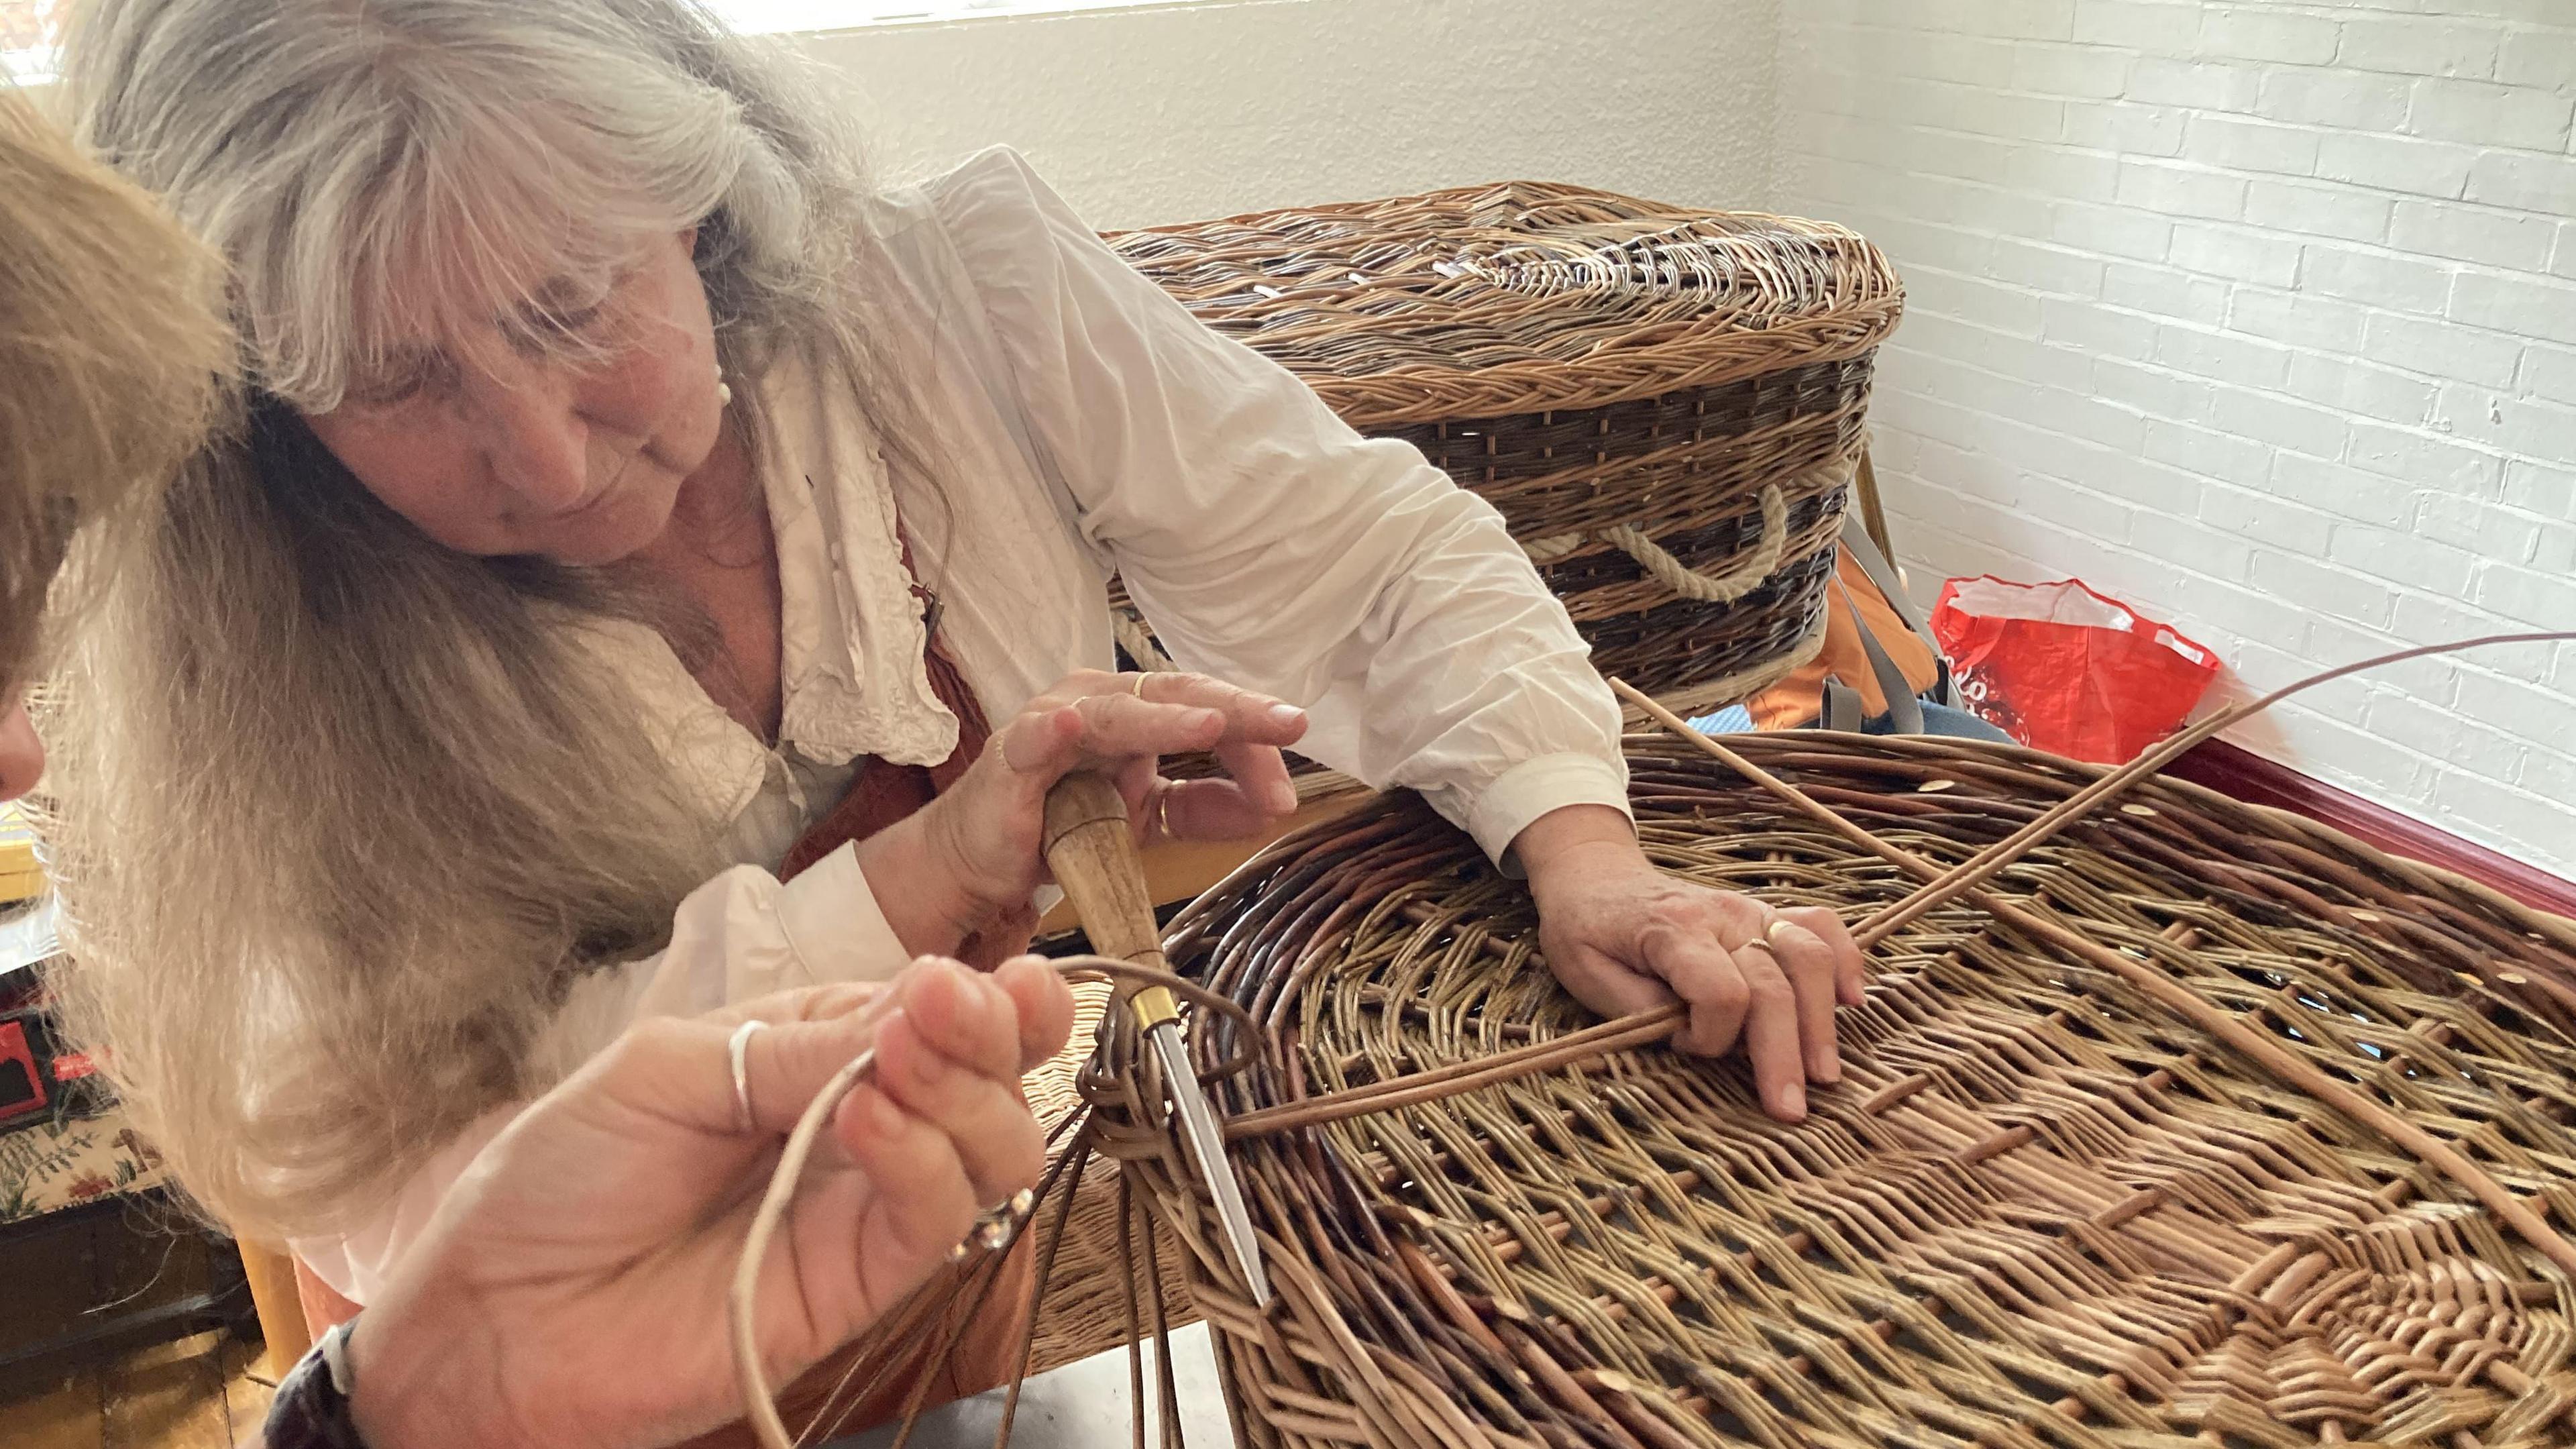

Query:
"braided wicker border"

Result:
[[1108, 182, 1903, 428]]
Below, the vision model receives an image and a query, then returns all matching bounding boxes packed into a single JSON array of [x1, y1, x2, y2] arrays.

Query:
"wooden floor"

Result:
[[0, 1330, 274, 1449]]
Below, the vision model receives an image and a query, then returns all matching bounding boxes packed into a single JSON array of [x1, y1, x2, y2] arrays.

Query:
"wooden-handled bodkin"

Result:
[[1040, 771, 1167, 971], [1040, 769, 1272, 1307]]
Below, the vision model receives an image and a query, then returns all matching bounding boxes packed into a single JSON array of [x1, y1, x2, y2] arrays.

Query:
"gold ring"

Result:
[[1152, 780, 1175, 840], [1128, 673, 1148, 699], [1765, 918, 1800, 947]]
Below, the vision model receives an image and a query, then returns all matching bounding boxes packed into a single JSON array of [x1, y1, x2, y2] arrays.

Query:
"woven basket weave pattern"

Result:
[[1104, 182, 1900, 716], [1083, 737, 2576, 1449], [1388, 359, 1872, 545]]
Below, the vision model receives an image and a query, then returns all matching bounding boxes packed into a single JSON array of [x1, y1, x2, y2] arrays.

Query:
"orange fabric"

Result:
[[1746, 544, 1941, 731], [297, 539, 1029, 1434]]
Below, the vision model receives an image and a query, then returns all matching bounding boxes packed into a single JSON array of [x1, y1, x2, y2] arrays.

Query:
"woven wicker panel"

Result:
[[1102, 182, 1900, 718], [1085, 737, 2576, 1449]]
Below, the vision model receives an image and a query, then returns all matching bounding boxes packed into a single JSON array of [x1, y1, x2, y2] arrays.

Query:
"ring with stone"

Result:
[[947, 1187, 1039, 1261]]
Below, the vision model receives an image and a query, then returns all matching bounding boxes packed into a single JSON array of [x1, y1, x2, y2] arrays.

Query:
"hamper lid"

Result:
[[1107, 180, 1905, 429]]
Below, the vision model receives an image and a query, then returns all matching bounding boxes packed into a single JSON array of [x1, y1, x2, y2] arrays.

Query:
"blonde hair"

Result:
[[44, 0, 934, 1240], [0, 89, 226, 690]]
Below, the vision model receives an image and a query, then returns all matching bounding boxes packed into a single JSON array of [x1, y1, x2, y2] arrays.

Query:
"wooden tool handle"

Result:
[[1041, 771, 1167, 971]]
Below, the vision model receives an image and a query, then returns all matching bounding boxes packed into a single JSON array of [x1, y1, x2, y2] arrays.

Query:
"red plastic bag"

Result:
[[1931, 576, 2220, 763]]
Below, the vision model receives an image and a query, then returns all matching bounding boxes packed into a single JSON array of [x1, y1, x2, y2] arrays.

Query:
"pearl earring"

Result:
[[713, 363, 733, 408]]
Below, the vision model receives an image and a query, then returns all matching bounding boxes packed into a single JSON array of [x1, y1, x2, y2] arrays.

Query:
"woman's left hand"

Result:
[[1515, 804, 1866, 1123], [345, 957, 1076, 1449], [858, 669, 1309, 961]]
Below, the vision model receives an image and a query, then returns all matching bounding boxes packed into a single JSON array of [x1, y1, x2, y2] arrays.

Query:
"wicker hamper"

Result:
[[1103, 181, 1904, 724], [1076, 736, 2576, 1449]]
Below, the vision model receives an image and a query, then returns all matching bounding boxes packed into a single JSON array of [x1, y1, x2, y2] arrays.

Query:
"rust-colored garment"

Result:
[[296, 628, 1036, 1442], [1746, 544, 1942, 731]]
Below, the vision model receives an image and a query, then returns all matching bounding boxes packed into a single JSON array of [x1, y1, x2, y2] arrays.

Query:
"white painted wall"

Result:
[[795, 0, 1783, 230], [790, 0, 2576, 875], [1776, 0, 2576, 878]]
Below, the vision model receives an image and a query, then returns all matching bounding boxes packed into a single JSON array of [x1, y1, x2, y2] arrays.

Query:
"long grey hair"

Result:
[[44, 0, 927, 1240]]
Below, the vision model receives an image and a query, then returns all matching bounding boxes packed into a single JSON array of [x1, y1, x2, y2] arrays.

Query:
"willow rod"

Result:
[[1224, 633, 2576, 1149], [1842, 630, 2576, 949], [1612, 675, 2576, 1283]]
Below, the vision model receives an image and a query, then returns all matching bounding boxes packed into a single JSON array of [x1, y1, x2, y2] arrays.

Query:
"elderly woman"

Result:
[[7, 89, 1079, 1449], [50, 0, 1865, 1421]]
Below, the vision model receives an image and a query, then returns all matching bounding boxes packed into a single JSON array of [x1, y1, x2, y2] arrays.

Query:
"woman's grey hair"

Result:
[[69, 0, 865, 411], [47, 0, 934, 1240]]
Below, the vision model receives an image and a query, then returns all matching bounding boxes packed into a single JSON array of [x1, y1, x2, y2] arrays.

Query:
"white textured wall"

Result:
[[1777, 0, 2576, 877], [794, 0, 1782, 230], [791, 0, 2576, 877]]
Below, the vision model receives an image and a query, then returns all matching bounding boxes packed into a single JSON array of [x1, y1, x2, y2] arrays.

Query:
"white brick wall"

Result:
[[1778, 0, 2576, 879]]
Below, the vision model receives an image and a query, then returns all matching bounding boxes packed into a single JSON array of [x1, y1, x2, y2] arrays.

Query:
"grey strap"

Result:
[[1820, 677, 1866, 733], [1836, 577, 1927, 735], [1838, 511, 1925, 633], [1837, 510, 1958, 710]]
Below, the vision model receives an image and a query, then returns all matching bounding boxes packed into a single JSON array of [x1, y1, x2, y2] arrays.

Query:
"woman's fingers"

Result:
[[1156, 775, 1285, 841], [837, 1083, 980, 1267], [1210, 737, 1299, 817], [1766, 920, 1844, 1085], [851, 961, 1050, 1201], [1642, 928, 1750, 1061], [885, 959, 1024, 1080], [994, 698, 1214, 777], [734, 1008, 894, 1137], [1006, 674, 1305, 770], [1725, 941, 1805, 1122], [1640, 925, 1827, 1123], [1782, 904, 1868, 1006], [1546, 942, 1680, 1024], [1071, 694, 1230, 757], [1136, 673, 1305, 737], [994, 702, 1104, 776], [865, 1020, 1046, 1208], [991, 957, 1078, 1073]]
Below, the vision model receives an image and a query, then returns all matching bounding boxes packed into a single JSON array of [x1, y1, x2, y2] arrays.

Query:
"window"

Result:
[[1, 0, 60, 82], [1, 1, 1193, 79], [709, 0, 1194, 35]]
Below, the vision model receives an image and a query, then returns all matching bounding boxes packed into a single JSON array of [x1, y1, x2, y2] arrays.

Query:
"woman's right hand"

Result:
[[345, 957, 1077, 1449], [854, 669, 1309, 960]]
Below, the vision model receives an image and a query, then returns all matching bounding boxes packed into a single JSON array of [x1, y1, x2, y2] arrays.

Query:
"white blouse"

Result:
[[294, 147, 1627, 1302]]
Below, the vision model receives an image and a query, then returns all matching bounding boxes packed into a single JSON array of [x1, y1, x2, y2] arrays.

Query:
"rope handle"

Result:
[[1520, 484, 1792, 606], [1115, 477, 1790, 666], [1601, 484, 1788, 604], [1112, 609, 1179, 674]]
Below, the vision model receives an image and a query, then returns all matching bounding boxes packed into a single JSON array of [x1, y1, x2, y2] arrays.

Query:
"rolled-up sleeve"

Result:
[[934, 150, 1628, 863]]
